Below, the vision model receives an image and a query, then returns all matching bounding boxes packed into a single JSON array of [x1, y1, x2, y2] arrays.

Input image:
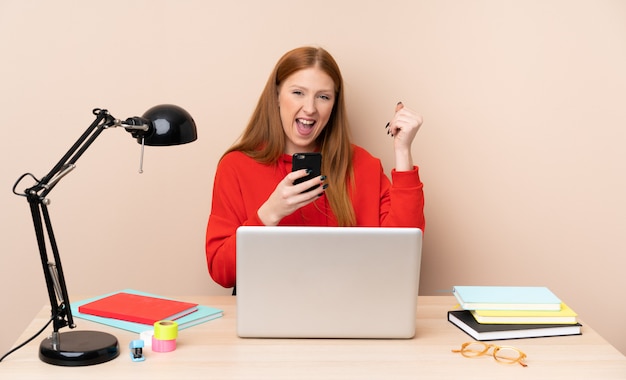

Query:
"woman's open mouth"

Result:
[[296, 118, 316, 136]]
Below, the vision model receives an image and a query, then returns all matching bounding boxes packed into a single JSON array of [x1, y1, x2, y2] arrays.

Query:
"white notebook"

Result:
[[236, 226, 423, 339]]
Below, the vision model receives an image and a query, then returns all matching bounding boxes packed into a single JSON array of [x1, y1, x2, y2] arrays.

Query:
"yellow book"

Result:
[[471, 303, 578, 324]]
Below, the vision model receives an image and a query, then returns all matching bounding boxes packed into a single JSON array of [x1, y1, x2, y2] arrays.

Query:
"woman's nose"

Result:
[[302, 96, 316, 114]]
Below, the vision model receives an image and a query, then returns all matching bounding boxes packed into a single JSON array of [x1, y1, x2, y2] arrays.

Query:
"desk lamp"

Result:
[[11, 105, 197, 366]]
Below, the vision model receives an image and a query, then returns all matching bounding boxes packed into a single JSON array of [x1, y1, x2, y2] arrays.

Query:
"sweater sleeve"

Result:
[[379, 166, 425, 230], [205, 154, 264, 289]]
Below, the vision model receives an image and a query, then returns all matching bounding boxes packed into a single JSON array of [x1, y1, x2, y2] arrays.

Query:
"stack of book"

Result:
[[71, 289, 223, 333], [447, 286, 582, 341]]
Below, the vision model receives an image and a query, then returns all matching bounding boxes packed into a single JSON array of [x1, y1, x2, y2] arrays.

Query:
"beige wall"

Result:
[[1, 0, 625, 356]]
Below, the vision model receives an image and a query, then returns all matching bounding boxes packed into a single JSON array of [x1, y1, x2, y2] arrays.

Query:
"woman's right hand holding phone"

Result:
[[257, 170, 326, 226]]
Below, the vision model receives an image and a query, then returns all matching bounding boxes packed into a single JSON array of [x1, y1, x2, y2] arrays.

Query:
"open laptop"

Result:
[[236, 226, 422, 339]]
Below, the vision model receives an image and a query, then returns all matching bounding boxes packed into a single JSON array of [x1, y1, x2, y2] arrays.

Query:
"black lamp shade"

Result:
[[139, 104, 197, 146]]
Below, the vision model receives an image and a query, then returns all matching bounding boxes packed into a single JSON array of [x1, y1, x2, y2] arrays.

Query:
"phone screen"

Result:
[[292, 153, 322, 192]]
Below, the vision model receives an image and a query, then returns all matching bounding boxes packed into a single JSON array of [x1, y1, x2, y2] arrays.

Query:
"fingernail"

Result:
[[320, 175, 327, 181], [397, 101, 403, 105], [305, 169, 312, 174], [385, 122, 389, 129], [322, 184, 329, 190]]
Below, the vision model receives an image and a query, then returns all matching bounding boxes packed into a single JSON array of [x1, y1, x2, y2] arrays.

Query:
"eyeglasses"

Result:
[[452, 341, 528, 367]]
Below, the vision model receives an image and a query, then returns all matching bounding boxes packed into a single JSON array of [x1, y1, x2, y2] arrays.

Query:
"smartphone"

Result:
[[292, 152, 322, 192]]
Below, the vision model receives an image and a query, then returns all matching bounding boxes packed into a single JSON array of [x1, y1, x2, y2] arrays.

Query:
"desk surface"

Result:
[[1, 296, 625, 379]]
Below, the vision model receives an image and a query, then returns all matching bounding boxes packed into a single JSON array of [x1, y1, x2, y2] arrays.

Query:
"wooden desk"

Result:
[[1, 296, 625, 379]]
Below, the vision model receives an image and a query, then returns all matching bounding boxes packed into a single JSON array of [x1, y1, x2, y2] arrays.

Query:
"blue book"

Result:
[[453, 286, 562, 311], [70, 289, 223, 333]]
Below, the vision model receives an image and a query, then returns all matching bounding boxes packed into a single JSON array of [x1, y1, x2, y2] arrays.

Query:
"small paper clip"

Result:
[[129, 339, 146, 362]]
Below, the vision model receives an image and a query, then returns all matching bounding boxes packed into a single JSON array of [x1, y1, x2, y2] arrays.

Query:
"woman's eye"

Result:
[[319, 94, 332, 101]]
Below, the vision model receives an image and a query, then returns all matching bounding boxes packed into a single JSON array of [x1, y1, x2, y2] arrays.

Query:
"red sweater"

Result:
[[205, 145, 425, 288]]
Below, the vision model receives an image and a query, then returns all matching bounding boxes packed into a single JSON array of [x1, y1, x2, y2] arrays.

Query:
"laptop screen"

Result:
[[236, 226, 422, 339]]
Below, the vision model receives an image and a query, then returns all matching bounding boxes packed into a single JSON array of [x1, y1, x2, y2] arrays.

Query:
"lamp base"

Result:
[[39, 330, 119, 366]]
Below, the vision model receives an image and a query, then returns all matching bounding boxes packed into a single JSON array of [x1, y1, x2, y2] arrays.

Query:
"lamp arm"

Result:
[[37, 109, 114, 198], [20, 108, 121, 335], [27, 199, 72, 333]]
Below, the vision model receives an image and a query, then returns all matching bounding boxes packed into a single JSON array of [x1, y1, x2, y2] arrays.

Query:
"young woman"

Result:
[[205, 46, 425, 290]]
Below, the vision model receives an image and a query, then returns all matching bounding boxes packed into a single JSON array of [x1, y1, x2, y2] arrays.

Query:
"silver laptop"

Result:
[[236, 226, 422, 339]]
